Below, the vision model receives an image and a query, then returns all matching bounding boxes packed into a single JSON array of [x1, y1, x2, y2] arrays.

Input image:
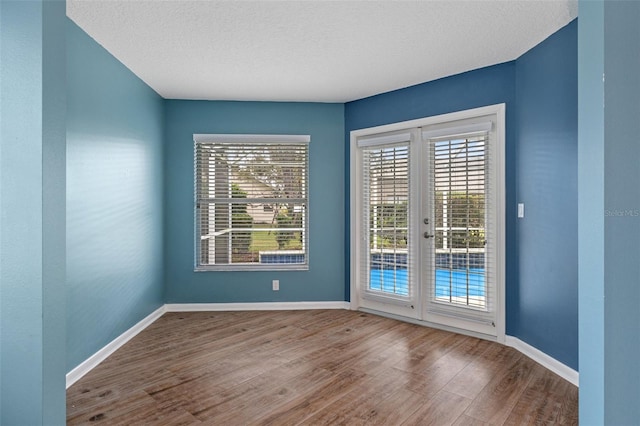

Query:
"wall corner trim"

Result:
[[65, 305, 167, 389], [505, 336, 579, 387], [164, 301, 351, 312]]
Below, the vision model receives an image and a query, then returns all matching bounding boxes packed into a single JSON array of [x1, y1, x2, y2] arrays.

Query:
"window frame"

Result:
[[194, 134, 310, 271]]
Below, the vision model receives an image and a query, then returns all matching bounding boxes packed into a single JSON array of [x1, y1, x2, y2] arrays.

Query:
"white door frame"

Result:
[[349, 104, 506, 343]]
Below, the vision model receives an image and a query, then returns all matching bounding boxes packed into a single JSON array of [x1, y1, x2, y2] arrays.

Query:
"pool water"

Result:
[[369, 268, 485, 298]]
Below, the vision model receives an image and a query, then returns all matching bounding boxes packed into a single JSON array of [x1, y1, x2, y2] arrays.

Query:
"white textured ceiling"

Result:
[[67, 0, 577, 103]]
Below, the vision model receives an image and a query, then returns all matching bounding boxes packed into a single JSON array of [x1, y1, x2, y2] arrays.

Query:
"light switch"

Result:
[[518, 203, 525, 218]]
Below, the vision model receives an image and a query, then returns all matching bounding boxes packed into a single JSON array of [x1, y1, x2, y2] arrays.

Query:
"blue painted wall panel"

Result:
[[603, 2, 640, 423], [515, 21, 578, 370], [0, 1, 67, 423], [42, 1, 68, 420], [1, 6, 45, 421], [164, 101, 345, 303], [577, 2, 605, 422], [66, 20, 164, 371]]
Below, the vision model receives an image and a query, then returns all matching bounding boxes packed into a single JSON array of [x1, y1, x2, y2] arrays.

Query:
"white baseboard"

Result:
[[165, 301, 351, 312], [65, 305, 167, 389], [505, 336, 579, 387]]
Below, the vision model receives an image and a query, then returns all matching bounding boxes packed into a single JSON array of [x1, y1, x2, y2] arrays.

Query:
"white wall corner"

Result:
[[505, 335, 579, 387], [65, 305, 167, 389]]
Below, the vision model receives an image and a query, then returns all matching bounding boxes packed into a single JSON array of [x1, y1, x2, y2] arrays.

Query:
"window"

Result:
[[194, 134, 309, 271]]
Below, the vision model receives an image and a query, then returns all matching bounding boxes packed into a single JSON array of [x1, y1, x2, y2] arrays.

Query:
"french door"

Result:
[[352, 105, 504, 338]]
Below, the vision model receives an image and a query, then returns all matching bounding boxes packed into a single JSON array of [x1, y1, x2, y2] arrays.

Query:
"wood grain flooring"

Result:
[[67, 310, 578, 425]]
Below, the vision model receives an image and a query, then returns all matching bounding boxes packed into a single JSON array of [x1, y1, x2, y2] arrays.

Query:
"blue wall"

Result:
[[0, 1, 67, 423], [514, 21, 578, 370], [164, 101, 345, 303], [66, 20, 164, 371], [579, 2, 640, 423], [344, 63, 518, 323], [578, 3, 604, 422], [601, 2, 640, 423]]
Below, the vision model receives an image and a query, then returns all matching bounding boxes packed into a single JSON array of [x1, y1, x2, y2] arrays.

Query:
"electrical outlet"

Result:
[[272, 280, 279, 291], [518, 203, 525, 218]]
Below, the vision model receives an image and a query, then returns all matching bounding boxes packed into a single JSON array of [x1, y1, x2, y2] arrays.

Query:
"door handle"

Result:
[[424, 232, 434, 239]]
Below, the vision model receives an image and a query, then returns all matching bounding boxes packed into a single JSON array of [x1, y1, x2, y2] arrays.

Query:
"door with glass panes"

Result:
[[354, 107, 503, 337], [420, 121, 497, 335]]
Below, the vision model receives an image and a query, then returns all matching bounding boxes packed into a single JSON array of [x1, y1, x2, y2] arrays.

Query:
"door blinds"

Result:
[[422, 120, 496, 325], [358, 131, 414, 304]]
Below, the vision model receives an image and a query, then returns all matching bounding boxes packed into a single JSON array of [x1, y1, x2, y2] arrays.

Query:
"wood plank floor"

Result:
[[67, 310, 578, 425]]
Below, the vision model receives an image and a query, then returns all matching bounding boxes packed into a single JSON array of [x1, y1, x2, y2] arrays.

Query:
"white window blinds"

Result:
[[194, 135, 309, 270], [359, 133, 413, 303], [424, 122, 496, 325]]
